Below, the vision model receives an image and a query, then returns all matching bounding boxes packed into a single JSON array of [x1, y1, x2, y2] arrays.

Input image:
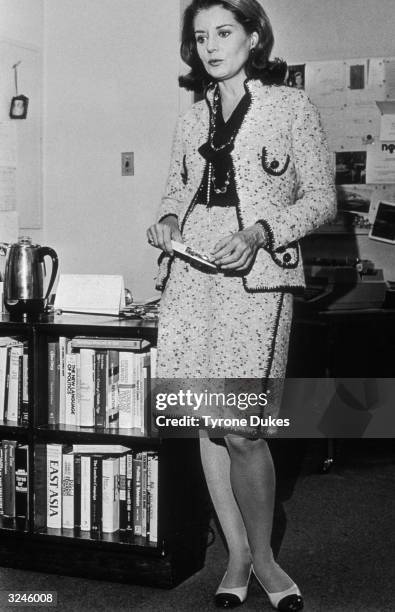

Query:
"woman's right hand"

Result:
[[146, 215, 182, 256]]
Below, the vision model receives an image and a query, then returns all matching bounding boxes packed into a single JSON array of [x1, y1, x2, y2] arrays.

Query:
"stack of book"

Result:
[[0, 337, 29, 426], [47, 337, 157, 434], [44, 443, 158, 542], [0, 439, 29, 520]]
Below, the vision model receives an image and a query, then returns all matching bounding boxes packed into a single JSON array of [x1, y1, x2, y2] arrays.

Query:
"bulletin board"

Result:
[[0, 38, 43, 229], [288, 56, 395, 234]]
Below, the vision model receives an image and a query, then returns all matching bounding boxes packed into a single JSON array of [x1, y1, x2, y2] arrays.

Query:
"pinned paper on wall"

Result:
[[376, 101, 395, 141], [366, 143, 395, 184], [384, 60, 395, 99], [54, 274, 126, 315]]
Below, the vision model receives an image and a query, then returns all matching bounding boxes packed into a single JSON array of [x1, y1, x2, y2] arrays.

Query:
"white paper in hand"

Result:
[[171, 240, 217, 269]]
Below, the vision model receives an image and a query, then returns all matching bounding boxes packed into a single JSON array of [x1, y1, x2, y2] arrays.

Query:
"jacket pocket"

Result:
[[270, 242, 299, 269], [261, 146, 290, 177]]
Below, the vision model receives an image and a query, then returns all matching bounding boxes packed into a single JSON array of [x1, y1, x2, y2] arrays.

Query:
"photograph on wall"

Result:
[[335, 150, 367, 184], [336, 184, 372, 215], [286, 64, 305, 90]]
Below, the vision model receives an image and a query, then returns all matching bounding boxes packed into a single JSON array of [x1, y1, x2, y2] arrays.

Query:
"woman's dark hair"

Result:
[[179, 0, 287, 92]]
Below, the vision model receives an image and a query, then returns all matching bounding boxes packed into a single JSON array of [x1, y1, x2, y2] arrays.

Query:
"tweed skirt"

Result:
[[156, 204, 293, 380]]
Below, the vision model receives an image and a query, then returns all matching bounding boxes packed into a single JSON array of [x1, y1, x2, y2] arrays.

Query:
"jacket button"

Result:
[[283, 253, 291, 263]]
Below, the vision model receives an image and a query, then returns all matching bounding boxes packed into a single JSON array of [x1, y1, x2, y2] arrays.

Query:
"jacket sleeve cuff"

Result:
[[255, 219, 275, 252]]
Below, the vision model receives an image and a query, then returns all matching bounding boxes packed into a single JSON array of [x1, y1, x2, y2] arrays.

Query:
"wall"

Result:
[[5, 1, 395, 297], [264, 0, 395, 279], [0, 0, 43, 46], [43, 0, 180, 299], [0, 0, 44, 245]]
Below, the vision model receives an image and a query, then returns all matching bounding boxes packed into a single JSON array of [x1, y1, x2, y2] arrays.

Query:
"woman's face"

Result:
[[193, 5, 256, 84]]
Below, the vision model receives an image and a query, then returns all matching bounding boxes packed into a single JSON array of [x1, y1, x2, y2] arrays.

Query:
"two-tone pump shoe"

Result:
[[253, 569, 304, 611], [214, 567, 252, 608]]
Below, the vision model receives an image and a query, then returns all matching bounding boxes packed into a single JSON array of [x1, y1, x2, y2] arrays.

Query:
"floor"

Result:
[[0, 440, 394, 612]]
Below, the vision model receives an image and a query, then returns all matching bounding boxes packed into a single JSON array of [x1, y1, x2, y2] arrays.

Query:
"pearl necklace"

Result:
[[206, 89, 234, 204]]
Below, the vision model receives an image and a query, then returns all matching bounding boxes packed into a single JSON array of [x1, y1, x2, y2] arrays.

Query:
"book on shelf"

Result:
[[119, 454, 127, 530], [62, 450, 74, 529], [46, 337, 153, 434], [102, 456, 120, 533], [47, 443, 71, 529], [73, 454, 81, 530], [94, 351, 107, 428], [2, 439, 16, 518], [15, 444, 29, 519], [79, 349, 95, 428], [70, 337, 150, 350], [47, 342, 59, 426], [21, 343, 29, 426], [90, 455, 103, 534], [0, 444, 3, 515], [80, 455, 91, 531], [0, 440, 31, 521], [133, 452, 142, 536], [106, 350, 119, 429], [40, 444, 158, 541], [0, 338, 28, 425]]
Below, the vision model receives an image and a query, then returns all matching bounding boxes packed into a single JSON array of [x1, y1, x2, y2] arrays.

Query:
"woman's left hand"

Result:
[[211, 224, 268, 271]]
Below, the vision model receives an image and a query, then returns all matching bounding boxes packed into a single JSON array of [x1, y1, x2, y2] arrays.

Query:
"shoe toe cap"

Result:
[[214, 593, 244, 608], [277, 594, 304, 611]]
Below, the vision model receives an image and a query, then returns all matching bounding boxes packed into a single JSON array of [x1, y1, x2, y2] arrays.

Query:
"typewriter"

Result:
[[301, 258, 387, 311]]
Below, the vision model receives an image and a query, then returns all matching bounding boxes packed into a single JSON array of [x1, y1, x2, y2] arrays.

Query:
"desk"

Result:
[[289, 304, 395, 469]]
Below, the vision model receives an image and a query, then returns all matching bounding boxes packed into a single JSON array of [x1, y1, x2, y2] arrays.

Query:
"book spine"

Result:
[[46, 444, 62, 528], [119, 454, 127, 530], [0, 444, 3, 515], [17, 353, 22, 425], [2, 440, 16, 517], [80, 455, 91, 531], [149, 454, 158, 543], [71, 338, 149, 350], [106, 350, 119, 429], [90, 455, 102, 534], [142, 350, 150, 436], [65, 353, 77, 426], [74, 352, 81, 426], [47, 342, 57, 425], [141, 451, 148, 537], [15, 444, 29, 519], [3, 346, 12, 421], [79, 349, 95, 427], [135, 353, 143, 432], [102, 457, 120, 533], [95, 351, 107, 429], [118, 352, 135, 430], [62, 452, 74, 529], [7, 344, 23, 422], [58, 337, 68, 425], [0, 346, 8, 421], [126, 452, 133, 530], [146, 453, 152, 540], [133, 453, 142, 536], [21, 343, 29, 426], [74, 454, 81, 529]]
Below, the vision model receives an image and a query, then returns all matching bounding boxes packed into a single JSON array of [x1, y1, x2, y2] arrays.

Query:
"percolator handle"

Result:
[[38, 246, 59, 301]]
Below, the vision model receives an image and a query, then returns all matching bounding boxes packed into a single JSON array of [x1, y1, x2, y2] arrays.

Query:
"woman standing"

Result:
[[147, 1, 336, 609]]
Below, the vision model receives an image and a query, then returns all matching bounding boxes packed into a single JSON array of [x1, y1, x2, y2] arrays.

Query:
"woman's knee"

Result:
[[225, 435, 268, 455]]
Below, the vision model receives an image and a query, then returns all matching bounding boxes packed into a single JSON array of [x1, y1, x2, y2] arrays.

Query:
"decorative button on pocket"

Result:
[[261, 147, 290, 177]]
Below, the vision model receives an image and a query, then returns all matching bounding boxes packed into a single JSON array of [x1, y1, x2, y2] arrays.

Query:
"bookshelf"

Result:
[[0, 313, 210, 587]]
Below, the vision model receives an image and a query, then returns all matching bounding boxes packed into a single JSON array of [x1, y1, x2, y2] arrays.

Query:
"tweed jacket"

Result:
[[156, 78, 336, 292]]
